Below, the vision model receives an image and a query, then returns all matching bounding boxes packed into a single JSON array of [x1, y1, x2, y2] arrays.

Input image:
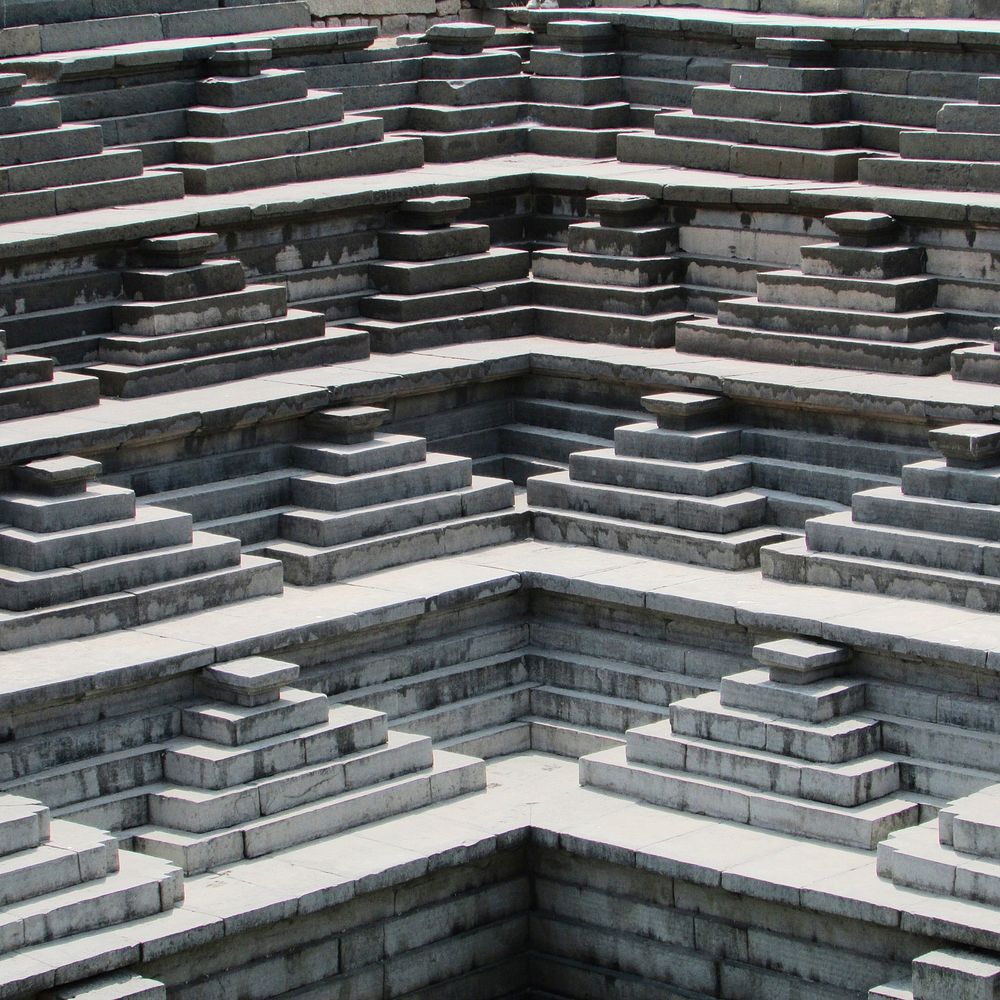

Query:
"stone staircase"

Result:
[[528, 390, 786, 570], [0, 455, 282, 648], [0, 328, 99, 421], [765, 423, 1000, 612], [129, 657, 486, 874], [402, 24, 529, 162], [257, 405, 524, 584], [619, 37, 875, 182], [0, 71, 182, 225], [676, 211, 973, 376], [161, 44, 421, 195], [349, 195, 533, 353], [0, 792, 181, 973], [869, 949, 1000, 1000], [582, 637, 921, 850], [527, 20, 631, 158], [83, 232, 368, 398], [531, 193, 693, 348], [860, 74, 1000, 191]]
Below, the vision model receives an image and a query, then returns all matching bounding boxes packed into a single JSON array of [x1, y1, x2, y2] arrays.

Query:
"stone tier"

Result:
[[765, 423, 1000, 611], [258, 405, 523, 584], [676, 211, 972, 376], [860, 74, 1000, 191], [0, 792, 181, 962], [349, 196, 532, 353], [527, 21, 631, 159], [0, 72, 182, 224], [532, 193, 691, 349], [0, 454, 282, 647], [582, 638, 919, 850], [951, 320, 1000, 384], [130, 657, 486, 874], [528, 391, 785, 569], [83, 232, 368, 398], [161, 46, 421, 195], [619, 37, 874, 182]]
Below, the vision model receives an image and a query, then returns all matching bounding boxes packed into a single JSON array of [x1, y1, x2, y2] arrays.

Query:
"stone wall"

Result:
[[307, 0, 475, 38]]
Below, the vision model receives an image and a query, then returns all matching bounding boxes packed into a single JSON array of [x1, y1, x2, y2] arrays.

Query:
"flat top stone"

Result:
[[15, 455, 101, 486], [0, 74, 26, 94], [139, 232, 218, 267], [310, 405, 389, 434], [203, 657, 299, 693], [402, 195, 470, 215], [824, 212, 896, 235], [548, 20, 616, 39], [913, 948, 1000, 980], [929, 423, 1000, 465], [588, 193, 655, 217], [209, 46, 272, 70], [753, 638, 850, 670], [641, 391, 725, 416], [424, 23, 495, 41], [756, 36, 832, 53]]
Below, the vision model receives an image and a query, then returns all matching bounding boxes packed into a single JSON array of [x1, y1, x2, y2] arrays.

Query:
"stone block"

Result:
[[912, 949, 1000, 1000]]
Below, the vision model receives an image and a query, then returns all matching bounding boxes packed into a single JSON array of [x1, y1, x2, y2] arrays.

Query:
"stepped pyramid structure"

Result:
[[583, 637, 919, 849], [528, 21, 630, 158], [531, 193, 691, 347], [676, 211, 971, 375], [164, 45, 422, 195], [765, 424, 1000, 610], [0, 793, 181, 976], [349, 195, 532, 352], [0, 455, 281, 647], [405, 23, 528, 161], [618, 37, 873, 182], [528, 391, 785, 568], [861, 74, 1000, 191], [258, 405, 522, 583], [83, 233, 368, 397], [130, 657, 485, 874], [0, 71, 181, 224]]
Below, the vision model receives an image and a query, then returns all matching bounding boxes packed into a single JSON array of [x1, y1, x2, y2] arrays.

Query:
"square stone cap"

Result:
[[912, 948, 1000, 980], [138, 233, 218, 269], [641, 391, 725, 418], [203, 657, 299, 694], [14, 455, 101, 491], [400, 195, 470, 228], [824, 212, 897, 247], [209, 46, 272, 76], [548, 20, 616, 40], [756, 36, 832, 54], [309, 405, 389, 437], [929, 423, 1000, 467], [424, 22, 494, 52], [753, 638, 850, 671], [588, 193, 656, 228]]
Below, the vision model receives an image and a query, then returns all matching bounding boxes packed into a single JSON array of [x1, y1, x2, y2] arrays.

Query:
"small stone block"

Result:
[[825, 212, 897, 248], [208, 46, 272, 77], [753, 638, 851, 685], [424, 22, 495, 54], [929, 424, 1000, 468], [757, 35, 832, 66], [641, 391, 727, 430], [0, 73, 25, 107], [912, 948, 1000, 1000], [138, 233, 218, 269], [400, 195, 470, 229], [587, 193, 656, 229], [13, 455, 101, 497], [307, 405, 390, 443], [202, 657, 300, 707], [548, 19, 616, 52]]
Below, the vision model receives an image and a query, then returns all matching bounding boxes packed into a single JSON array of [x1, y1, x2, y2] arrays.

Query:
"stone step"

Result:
[[899, 128, 1000, 162], [527, 125, 623, 159], [407, 102, 524, 131], [901, 458, 1000, 507], [87, 326, 367, 399], [527, 470, 766, 534], [627, 719, 901, 807], [800, 242, 927, 281], [262, 501, 525, 586], [762, 537, 1000, 612], [123, 259, 245, 304], [187, 90, 345, 139], [532, 248, 681, 287], [370, 247, 530, 295], [0, 797, 51, 858], [0, 848, 180, 955], [581, 745, 918, 850], [675, 318, 962, 377], [501, 424, 608, 465], [529, 685, 666, 735], [568, 447, 752, 497], [359, 279, 530, 324], [614, 422, 742, 463], [133, 748, 484, 874], [0, 149, 147, 197], [868, 983, 913, 1000], [532, 305, 689, 349], [0, 352, 54, 388], [670, 690, 881, 765], [0, 122, 104, 168], [196, 68, 309, 110], [352, 305, 534, 353], [0, 820, 118, 908], [740, 428, 928, 477], [151, 727, 431, 834], [292, 434, 427, 478], [756, 270, 938, 313], [762, 489, 843, 531], [941, 790, 1000, 860], [721, 668, 866, 723], [0, 505, 192, 573], [0, 483, 136, 534], [280, 476, 513, 549], [718, 298, 948, 343], [394, 683, 534, 744], [804, 510, 1000, 578], [532, 278, 683, 316], [525, 716, 623, 760], [951, 343, 1000, 385], [0, 529, 243, 612], [512, 398, 639, 439], [531, 102, 630, 130], [439, 721, 530, 760], [853, 486, 1000, 541], [416, 124, 529, 162], [0, 370, 99, 421], [654, 109, 861, 150], [748, 456, 898, 507], [531, 505, 783, 571], [44, 971, 167, 999], [145, 470, 290, 525], [418, 76, 529, 105], [691, 84, 850, 123]]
